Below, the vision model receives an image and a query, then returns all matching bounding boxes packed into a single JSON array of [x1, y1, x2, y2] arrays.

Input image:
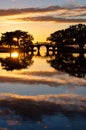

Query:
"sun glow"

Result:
[[13, 37, 17, 41], [11, 52, 19, 58], [72, 53, 80, 58]]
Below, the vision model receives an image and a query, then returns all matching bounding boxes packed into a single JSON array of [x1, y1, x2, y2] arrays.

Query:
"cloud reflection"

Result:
[[0, 93, 85, 121], [6, 120, 21, 126], [0, 70, 86, 87], [0, 128, 8, 130]]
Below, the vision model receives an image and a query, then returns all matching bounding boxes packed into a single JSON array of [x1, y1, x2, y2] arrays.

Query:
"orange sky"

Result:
[[0, 21, 74, 42], [0, 5, 86, 42]]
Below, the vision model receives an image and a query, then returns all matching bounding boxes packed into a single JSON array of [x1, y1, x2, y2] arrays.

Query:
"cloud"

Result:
[[0, 93, 85, 118], [0, 70, 86, 87], [17, 16, 86, 23], [0, 5, 86, 16], [0, 6, 64, 16], [0, 5, 86, 23]]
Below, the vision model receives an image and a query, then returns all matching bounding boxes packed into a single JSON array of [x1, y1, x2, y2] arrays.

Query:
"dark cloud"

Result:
[[0, 6, 65, 16], [0, 5, 86, 16], [0, 72, 86, 87], [0, 93, 86, 116], [74, 13, 86, 17], [0, 5, 86, 23], [18, 16, 86, 23]]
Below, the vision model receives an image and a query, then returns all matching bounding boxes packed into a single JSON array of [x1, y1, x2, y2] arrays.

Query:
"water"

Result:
[[0, 50, 86, 130]]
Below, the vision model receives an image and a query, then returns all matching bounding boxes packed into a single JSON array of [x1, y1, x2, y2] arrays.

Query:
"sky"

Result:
[[0, 0, 86, 9], [0, 0, 86, 42]]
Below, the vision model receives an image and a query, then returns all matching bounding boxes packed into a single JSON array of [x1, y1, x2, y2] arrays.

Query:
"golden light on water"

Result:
[[13, 37, 17, 41], [11, 52, 19, 58], [72, 53, 80, 58], [84, 53, 86, 58], [40, 46, 47, 56]]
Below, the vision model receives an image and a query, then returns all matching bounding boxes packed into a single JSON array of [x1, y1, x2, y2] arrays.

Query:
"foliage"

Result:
[[48, 52, 86, 78], [47, 24, 86, 49], [0, 53, 33, 71], [0, 30, 34, 48]]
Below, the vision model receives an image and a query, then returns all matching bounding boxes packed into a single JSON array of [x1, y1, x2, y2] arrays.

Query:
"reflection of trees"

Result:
[[47, 53, 86, 78], [0, 53, 33, 71]]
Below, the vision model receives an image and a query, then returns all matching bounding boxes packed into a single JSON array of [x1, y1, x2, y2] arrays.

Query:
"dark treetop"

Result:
[[47, 24, 86, 49], [0, 30, 34, 49]]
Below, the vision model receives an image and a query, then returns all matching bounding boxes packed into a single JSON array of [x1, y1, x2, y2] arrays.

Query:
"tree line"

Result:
[[47, 24, 86, 49], [0, 24, 86, 50], [0, 30, 34, 49]]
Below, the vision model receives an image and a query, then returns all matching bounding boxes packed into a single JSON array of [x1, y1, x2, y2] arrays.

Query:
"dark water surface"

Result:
[[0, 51, 86, 130]]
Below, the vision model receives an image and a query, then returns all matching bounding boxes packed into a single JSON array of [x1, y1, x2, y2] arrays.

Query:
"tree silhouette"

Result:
[[0, 30, 34, 49], [47, 24, 86, 49], [47, 52, 86, 78], [13, 30, 34, 48], [0, 31, 15, 49]]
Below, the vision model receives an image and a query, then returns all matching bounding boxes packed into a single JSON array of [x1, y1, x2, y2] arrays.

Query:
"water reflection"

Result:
[[11, 52, 19, 58], [48, 52, 86, 78], [0, 52, 33, 71], [0, 93, 85, 121], [0, 51, 86, 78]]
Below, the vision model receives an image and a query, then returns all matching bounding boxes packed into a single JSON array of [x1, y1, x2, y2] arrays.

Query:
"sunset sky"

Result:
[[0, 0, 86, 42]]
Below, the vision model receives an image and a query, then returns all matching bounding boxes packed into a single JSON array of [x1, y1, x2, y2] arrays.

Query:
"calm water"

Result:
[[0, 49, 86, 130]]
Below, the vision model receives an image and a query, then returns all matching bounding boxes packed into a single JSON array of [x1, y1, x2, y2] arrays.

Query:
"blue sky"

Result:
[[0, 0, 86, 9]]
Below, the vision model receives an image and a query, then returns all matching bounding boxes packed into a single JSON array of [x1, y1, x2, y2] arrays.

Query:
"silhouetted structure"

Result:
[[0, 30, 34, 49], [47, 24, 86, 50], [26, 44, 58, 55], [47, 52, 86, 78]]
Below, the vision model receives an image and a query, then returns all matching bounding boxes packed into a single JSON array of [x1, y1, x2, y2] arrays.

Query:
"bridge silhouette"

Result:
[[0, 43, 58, 55], [0, 43, 85, 57], [26, 43, 58, 56]]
